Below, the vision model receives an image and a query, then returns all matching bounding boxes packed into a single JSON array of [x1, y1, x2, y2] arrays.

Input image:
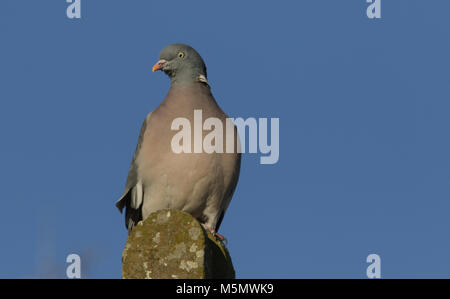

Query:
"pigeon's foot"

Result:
[[214, 232, 228, 244], [201, 224, 228, 245]]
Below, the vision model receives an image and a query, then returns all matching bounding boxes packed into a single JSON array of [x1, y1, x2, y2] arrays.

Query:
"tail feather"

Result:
[[117, 189, 142, 233]]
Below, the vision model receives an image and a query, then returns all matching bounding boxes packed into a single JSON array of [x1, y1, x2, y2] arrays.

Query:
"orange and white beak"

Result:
[[152, 59, 168, 72]]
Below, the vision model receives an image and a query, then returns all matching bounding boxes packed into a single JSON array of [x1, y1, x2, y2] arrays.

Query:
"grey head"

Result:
[[152, 43, 208, 87]]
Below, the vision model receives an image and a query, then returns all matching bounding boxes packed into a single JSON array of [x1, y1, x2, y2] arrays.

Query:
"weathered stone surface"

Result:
[[122, 209, 235, 279]]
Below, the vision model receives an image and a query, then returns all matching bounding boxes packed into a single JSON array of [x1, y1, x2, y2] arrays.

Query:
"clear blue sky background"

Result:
[[1, 0, 449, 278]]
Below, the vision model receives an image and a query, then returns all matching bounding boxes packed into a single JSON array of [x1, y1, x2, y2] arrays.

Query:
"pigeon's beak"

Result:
[[152, 59, 168, 72]]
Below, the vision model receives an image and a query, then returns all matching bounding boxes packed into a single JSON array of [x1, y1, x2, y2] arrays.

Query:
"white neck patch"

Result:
[[197, 74, 209, 87]]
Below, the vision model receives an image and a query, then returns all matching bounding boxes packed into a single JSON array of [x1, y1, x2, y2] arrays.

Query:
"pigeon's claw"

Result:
[[214, 232, 228, 244], [201, 224, 228, 244]]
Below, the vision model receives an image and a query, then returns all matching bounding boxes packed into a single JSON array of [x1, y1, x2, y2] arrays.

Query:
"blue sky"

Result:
[[1, 0, 450, 278]]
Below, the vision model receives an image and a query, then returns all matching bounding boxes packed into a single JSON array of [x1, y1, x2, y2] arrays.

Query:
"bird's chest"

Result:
[[137, 151, 225, 213]]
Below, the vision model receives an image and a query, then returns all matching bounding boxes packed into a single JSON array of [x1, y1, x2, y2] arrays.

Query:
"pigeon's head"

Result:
[[152, 44, 208, 86]]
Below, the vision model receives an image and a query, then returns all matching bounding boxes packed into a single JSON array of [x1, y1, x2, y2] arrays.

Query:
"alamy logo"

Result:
[[171, 110, 279, 165], [66, 0, 81, 19], [366, 0, 381, 19], [66, 253, 81, 278], [366, 254, 381, 278], [65, 1, 381, 21]]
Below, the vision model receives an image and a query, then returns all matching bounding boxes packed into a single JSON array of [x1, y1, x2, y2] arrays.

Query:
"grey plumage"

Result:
[[116, 44, 241, 236]]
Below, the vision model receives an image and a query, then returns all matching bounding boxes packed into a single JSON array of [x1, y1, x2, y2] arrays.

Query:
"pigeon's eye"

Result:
[[177, 52, 185, 59]]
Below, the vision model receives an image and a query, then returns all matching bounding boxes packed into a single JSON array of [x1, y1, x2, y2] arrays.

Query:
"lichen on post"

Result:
[[121, 209, 235, 279]]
